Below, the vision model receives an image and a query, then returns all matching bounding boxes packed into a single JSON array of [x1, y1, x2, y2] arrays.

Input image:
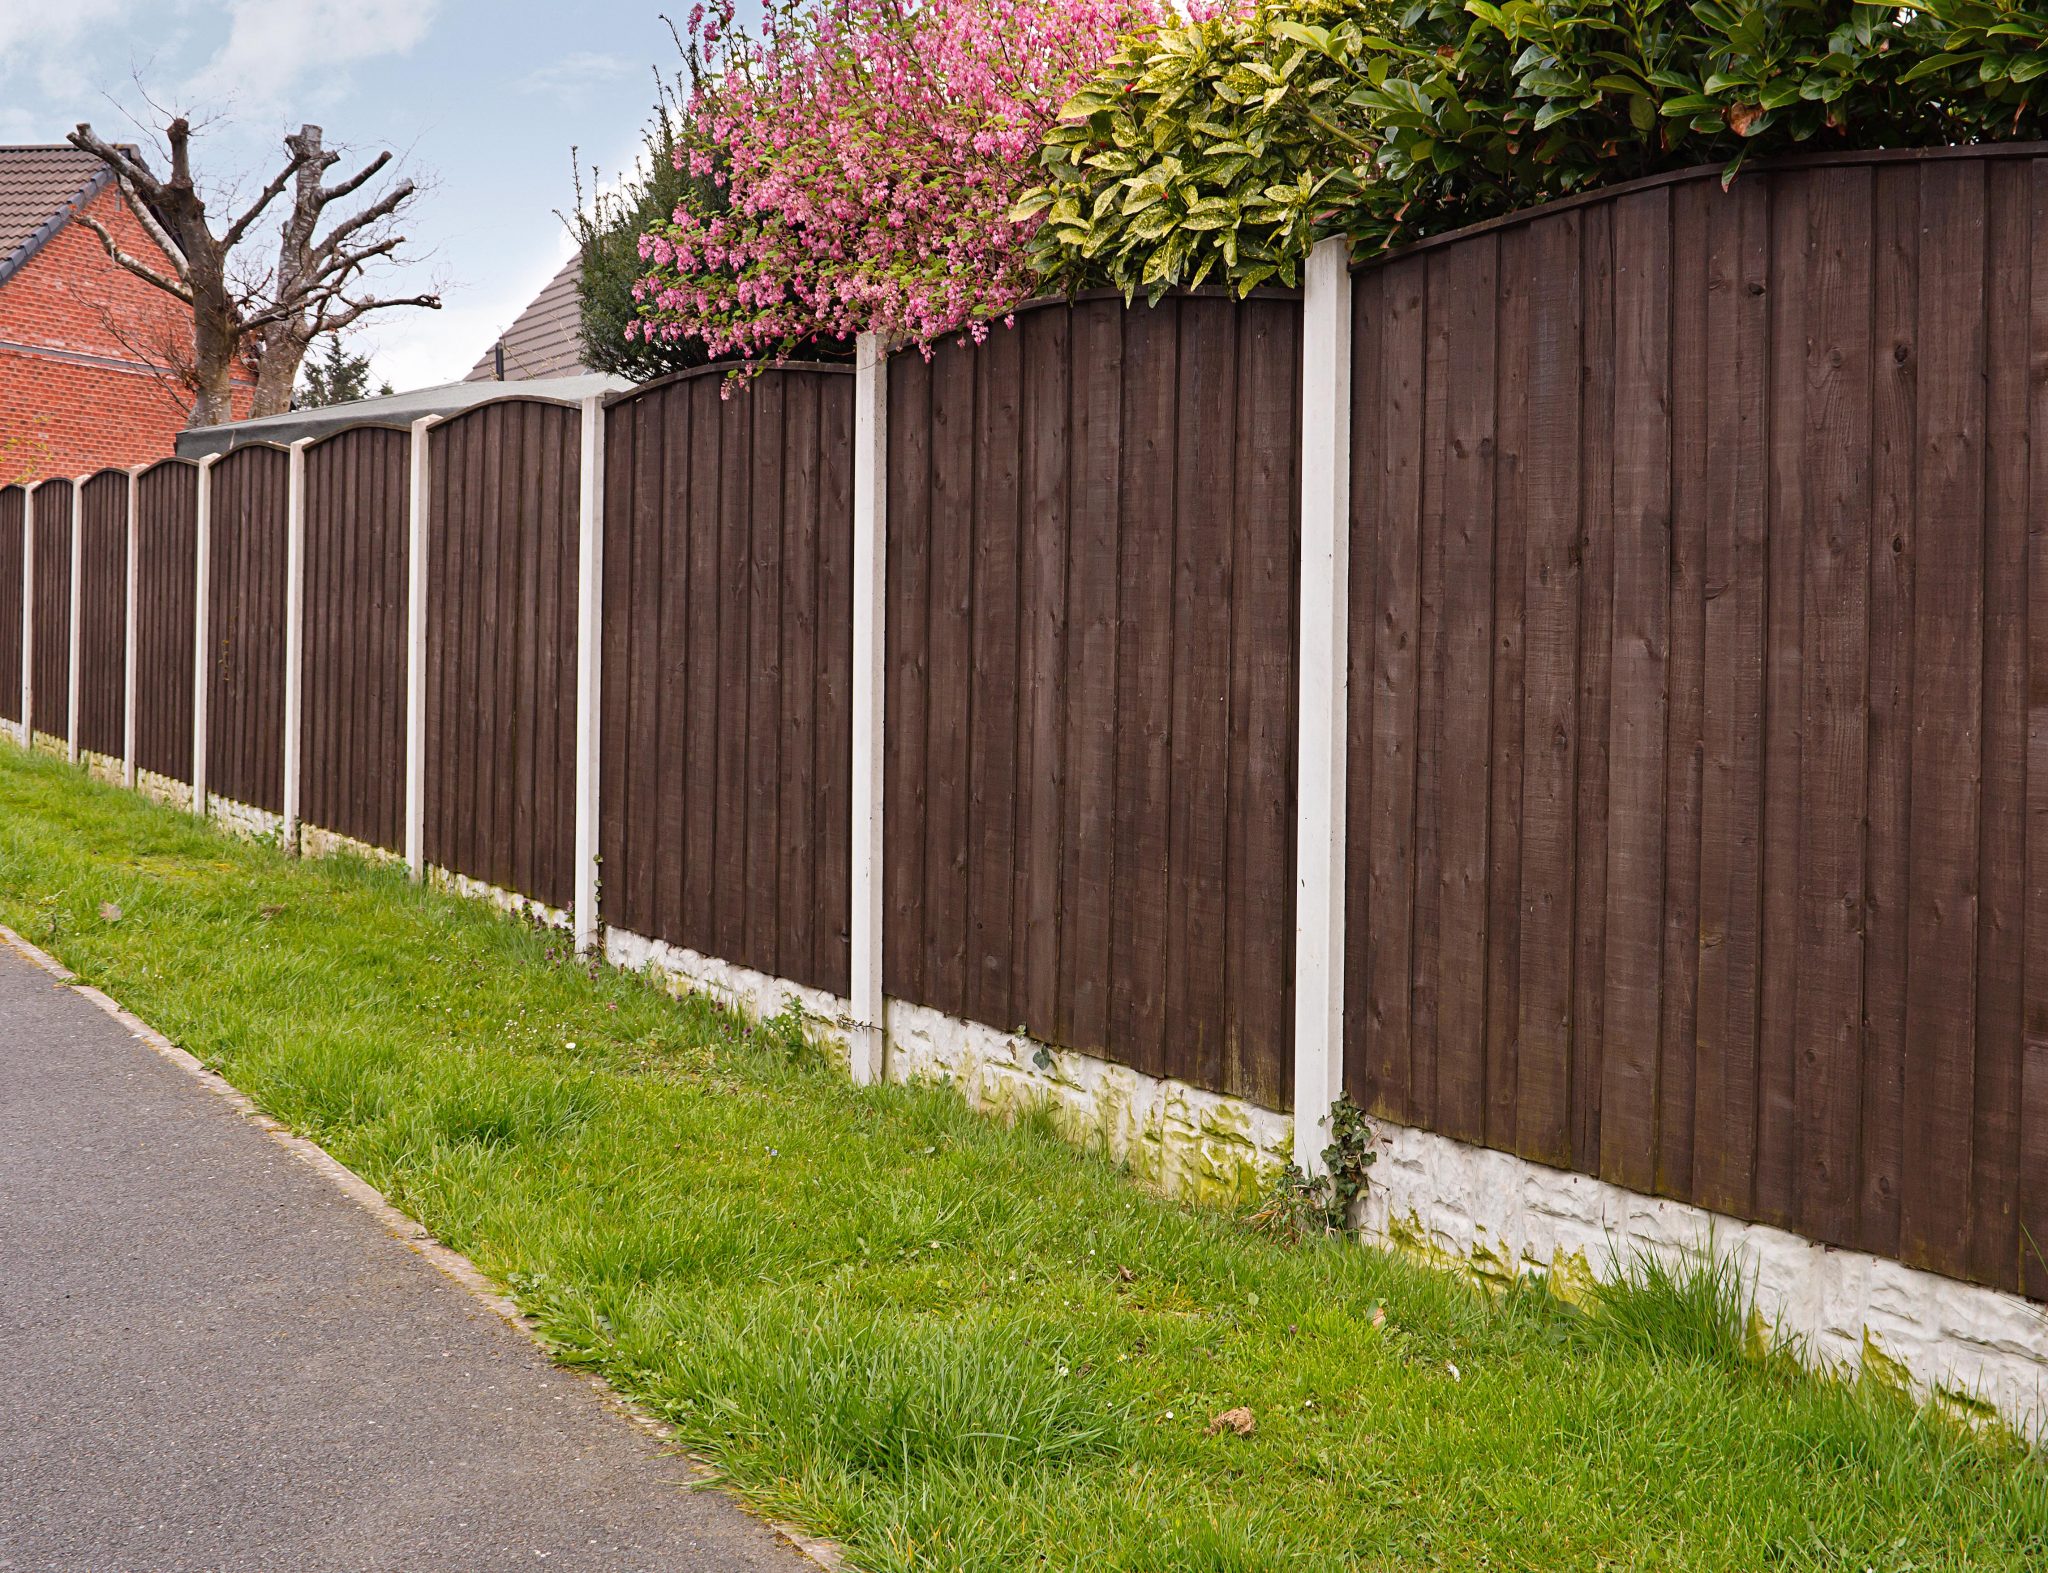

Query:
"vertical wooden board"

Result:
[[0, 489, 21, 724], [1431, 236, 1499, 1146], [1753, 174, 1815, 1231], [31, 482, 70, 739], [745, 376, 782, 970], [1598, 187, 1674, 1194], [520, 408, 553, 898], [1692, 175, 1773, 1220], [716, 387, 756, 954], [815, 374, 855, 993], [924, 338, 977, 1019], [1658, 183, 1710, 1201], [423, 432, 450, 869], [1572, 204, 1616, 1176], [1514, 214, 1583, 1167], [1343, 269, 1383, 1111], [682, 377, 723, 949], [744, 377, 786, 975], [1900, 160, 1987, 1281], [883, 350, 933, 1003], [1362, 257, 1427, 1122], [1230, 296, 1301, 1106], [550, 409, 582, 906], [599, 400, 635, 925], [778, 374, 821, 987], [1409, 259, 1449, 1132], [968, 323, 1023, 1031], [1014, 308, 1071, 1039], [656, 386, 693, 949], [1169, 300, 1236, 1093], [446, 419, 482, 878], [1111, 298, 1179, 1081], [1484, 237, 1529, 1152], [2022, 158, 2048, 1302], [77, 476, 125, 756], [1790, 166, 1875, 1248], [1058, 300, 1123, 1053], [1968, 161, 2030, 1290], [624, 394, 662, 933]]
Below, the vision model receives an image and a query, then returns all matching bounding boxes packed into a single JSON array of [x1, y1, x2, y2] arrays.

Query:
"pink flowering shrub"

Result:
[[632, 0, 1165, 362]]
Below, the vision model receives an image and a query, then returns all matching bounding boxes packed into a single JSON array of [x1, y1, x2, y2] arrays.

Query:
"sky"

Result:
[[0, 0, 736, 391]]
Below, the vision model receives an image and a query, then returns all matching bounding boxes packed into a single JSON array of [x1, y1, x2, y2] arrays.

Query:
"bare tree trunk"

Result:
[[68, 115, 439, 428]]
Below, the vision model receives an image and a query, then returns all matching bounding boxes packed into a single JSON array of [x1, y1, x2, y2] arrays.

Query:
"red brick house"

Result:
[[0, 145, 252, 480]]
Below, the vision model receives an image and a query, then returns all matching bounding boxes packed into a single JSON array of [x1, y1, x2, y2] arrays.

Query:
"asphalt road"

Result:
[[0, 942, 819, 1573]]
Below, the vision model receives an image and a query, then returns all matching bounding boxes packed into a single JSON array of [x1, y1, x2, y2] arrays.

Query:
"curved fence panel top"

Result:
[[1343, 143, 2048, 1300]]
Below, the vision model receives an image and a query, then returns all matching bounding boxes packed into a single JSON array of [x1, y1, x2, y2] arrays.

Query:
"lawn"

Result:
[[1, 745, 2042, 1572]]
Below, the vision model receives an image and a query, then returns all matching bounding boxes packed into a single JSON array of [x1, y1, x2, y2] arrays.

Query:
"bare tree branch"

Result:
[[314, 291, 442, 335], [71, 210, 194, 303], [112, 174, 187, 270], [318, 149, 393, 206], [311, 181, 416, 267], [218, 153, 311, 252]]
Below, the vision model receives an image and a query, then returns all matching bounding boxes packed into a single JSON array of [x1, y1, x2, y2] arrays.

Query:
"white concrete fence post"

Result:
[[404, 416, 437, 881], [66, 477, 83, 764], [281, 438, 310, 850], [572, 396, 605, 956], [123, 468, 141, 788], [16, 484, 31, 746], [1293, 235, 1355, 1176], [191, 454, 216, 818], [848, 333, 889, 1087]]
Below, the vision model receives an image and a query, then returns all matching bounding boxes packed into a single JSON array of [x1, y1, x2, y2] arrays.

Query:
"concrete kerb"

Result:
[[0, 921, 848, 1573]]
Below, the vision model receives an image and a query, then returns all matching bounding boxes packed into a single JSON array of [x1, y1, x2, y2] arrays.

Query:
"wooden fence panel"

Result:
[[1344, 146, 2048, 1300], [29, 478, 71, 742], [425, 400, 579, 909], [75, 470, 128, 760], [885, 294, 1301, 1107], [0, 486, 21, 726], [206, 445, 288, 813], [302, 426, 409, 852], [600, 367, 854, 994], [134, 461, 197, 783]]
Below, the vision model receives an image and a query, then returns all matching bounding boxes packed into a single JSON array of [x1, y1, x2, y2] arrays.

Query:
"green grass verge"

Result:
[[2, 746, 2042, 1571]]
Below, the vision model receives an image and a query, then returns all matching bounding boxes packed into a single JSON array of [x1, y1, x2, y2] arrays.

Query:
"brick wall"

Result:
[[0, 181, 251, 480]]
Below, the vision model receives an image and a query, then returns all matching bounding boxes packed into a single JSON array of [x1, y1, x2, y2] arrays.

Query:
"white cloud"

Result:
[[184, 0, 439, 115], [0, 4, 135, 68], [514, 50, 634, 104]]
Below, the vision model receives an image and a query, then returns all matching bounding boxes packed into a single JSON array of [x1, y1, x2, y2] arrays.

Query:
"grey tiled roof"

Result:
[[466, 252, 588, 382], [0, 145, 116, 287]]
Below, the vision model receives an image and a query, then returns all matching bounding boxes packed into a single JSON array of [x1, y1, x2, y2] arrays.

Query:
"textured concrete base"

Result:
[[605, 928, 1288, 1206], [206, 793, 283, 842], [299, 822, 404, 867], [1362, 1119, 2048, 1440], [429, 866, 570, 932], [135, 768, 192, 812]]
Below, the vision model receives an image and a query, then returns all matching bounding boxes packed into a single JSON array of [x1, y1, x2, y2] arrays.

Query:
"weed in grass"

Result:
[[2, 745, 2044, 1572]]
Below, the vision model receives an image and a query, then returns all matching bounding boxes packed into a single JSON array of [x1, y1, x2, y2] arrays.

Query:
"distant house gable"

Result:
[[0, 142, 251, 476], [466, 253, 589, 383]]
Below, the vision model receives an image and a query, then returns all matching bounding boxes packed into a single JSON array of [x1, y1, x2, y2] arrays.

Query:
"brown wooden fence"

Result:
[[303, 426, 410, 852], [134, 460, 197, 783], [75, 470, 127, 760], [206, 444, 289, 814], [0, 486, 21, 726], [30, 478, 70, 740], [1344, 146, 2048, 1300], [5, 145, 2045, 1310], [426, 400, 580, 909], [601, 366, 855, 995], [886, 294, 1301, 1107]]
